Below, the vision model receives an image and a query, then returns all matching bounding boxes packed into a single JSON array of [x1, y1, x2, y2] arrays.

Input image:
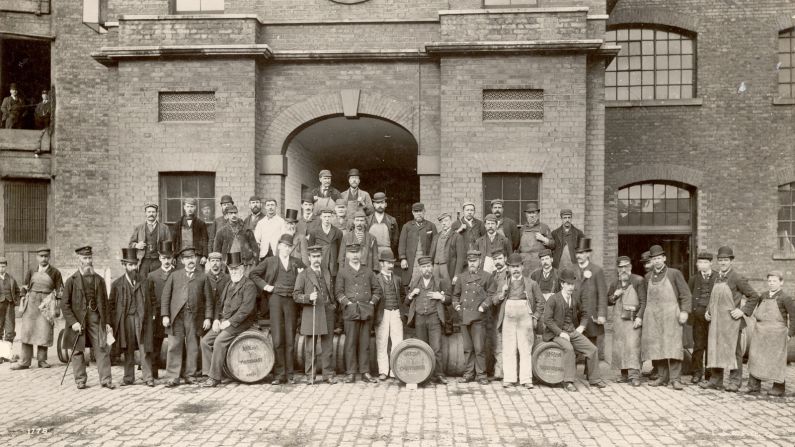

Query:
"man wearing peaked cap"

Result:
[[310, 169, 341, 217], [173, 198, 210, 269], [339, 210, 379, 272], [688, 251, 716, 384], [518, 202, 555, 276], [340, 168, 374, 221], [283, 209, 309, 265], [452, 201, 484, 251], [398, 202, 437, 285], [373, 248, 405, 380], [452, 249, 492, 385], [367, 192, 399, 255], [475, 213, 512, 274], [551, 208, 586, 270], [208, 195, 236, 257], [489, 199, 520, 252], [213, 203, 258, 270], [129, 201, 173, 277], [607, 255, 647, 387]]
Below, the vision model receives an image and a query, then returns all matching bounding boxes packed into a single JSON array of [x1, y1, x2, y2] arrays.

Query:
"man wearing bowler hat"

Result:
[[144, 241, 175, 377], [573, 238, 608, 361], [475, 214, 512, 274], [530, 249, 561, 301], [173, 198, 210, 269], [489, 199, 521, 252], [1, 83, 24, 128], [700, 246, 759, 392], [688, 251, 717, 384], [406, 256, 451, 385], [110, 248, 151, 386], [0, 257, 20, 362], [296, 193, 319, 245], [452, 201, 485, 251], [161, 247, 213, 387], [205, 252, 230, 325], [399, 202, 437, 285], [61, 246, 114, 389], [373, 248, 405, 380], [642, 245, 691, 390], [243, 195, 265, 233], [339, 210, 379, 272], [200, 252, 259, 388], [551, 208, 585, 270], [453, 250, 493, 385], [213, 204, 259, 270], [250, 234, 304, 384], [366, 192, 398, 254], [607, 256, 646, 387], [209, 195, 235, 253], [129, 201, 172, 278], [311, 169, 341, 216], [309, 208, 344, 283], [518, 202, 555, 276], [284, 209, 309, 265], [340, 168, 374, 221]]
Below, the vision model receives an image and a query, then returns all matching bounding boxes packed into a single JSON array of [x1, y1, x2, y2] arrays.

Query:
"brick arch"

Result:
[[610, 164, 704, 190], [775, 14, 794, 32], [608, 7, 700, 34], [263, 91, 417, 156]]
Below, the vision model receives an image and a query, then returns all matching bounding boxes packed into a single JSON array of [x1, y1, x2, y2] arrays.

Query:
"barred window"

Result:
[[483, 174, 540, 224], [159, 173, 216, 228], [778, 182, 795, 253], [158, 92, 216, 122], [606, 27, 696, 101], [3, 180, 48, 244], [173, 0, 223, 13], [483, 89, 543, 121], [778, 28, 795, 98]]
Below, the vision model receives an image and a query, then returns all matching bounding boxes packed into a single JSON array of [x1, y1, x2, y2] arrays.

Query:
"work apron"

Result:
[[344, 190, 364, 221], [746, 298, 788, 383], [642, 276, 683, 361], [518, 231, 544, 274], [314, 195, 336, 216], [558, 242, 574, 271], [612, 284, 642, 370], [18, 271, 56, 347], [706, 282, 740, 370]]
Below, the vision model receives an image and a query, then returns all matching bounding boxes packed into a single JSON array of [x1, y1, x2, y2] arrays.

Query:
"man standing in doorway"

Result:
[[340, 168, 374, 220], [129, 202, 172, 278], [339, 210, 379, 272], [551, 209, 585, 270], [173, 198, 209, 270], [490, 199, 520, 252], [366, 192, 398, 255], [311, 169, 341, 216], [398, 202, 437, 285]]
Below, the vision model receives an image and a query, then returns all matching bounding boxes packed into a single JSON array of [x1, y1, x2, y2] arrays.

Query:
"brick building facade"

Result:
[[0, 0, 793, 292]]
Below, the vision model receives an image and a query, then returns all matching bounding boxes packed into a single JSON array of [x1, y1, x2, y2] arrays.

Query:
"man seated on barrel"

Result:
[[543, 267, 606, 391], [406, 256, 451, 385], [452, 250, 492, 385], [201, 252, 259, 387]]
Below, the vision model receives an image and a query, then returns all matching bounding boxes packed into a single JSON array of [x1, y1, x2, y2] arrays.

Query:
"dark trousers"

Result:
[[304, 306, 336, 378], [344, 319, 372, 375], [708, 329, 744, 387], [165, 311, 199, 381], [73, 310, 112, 386], [19, 343, 48, 366], [652, 358, 682, 383], [554, 331, 601, 384], [152, 335, 164, 378], [123, 343, 153, 383], [139, 257, 162, 279], [461, 320, 487, 380], [691, 306, 709, 379], [414, 313, 444, 377], [200, 329, 238, 381], [270, 294, 297, 379], [0, 300, 15, 342]]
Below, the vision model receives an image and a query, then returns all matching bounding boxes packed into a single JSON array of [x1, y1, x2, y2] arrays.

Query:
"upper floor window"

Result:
[[159, 172, 216, 231], [778, 28, 795, 98], [778, 182, 795, 254], [618, 182, 694, 233], [483, 173, 540, 225], [483, 0, 538, 5], [606, 27, 696, 101], [173, 0, 224, 13]]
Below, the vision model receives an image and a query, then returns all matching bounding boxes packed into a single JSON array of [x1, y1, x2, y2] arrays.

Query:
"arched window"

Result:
[[618, 182, 694, 233], [779, 182, 795, 253], [778, 28, 795, 98], [605, 27, 696, 101]]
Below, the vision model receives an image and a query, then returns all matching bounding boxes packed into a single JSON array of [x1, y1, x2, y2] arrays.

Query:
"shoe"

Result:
[[271, 377, 285, 385], [38, 361, 51, 369], [326, 376, 338, 385], [290, 376, 302, 385], [183, 377, 198, 385], [671, 381, 684, 391], [457, 377, 473, 384], [378, 374, 387, 381], [631, 379, 641, 387], [725, 384, 739, 393], [690, 375, 702, 384], [478, 378, 489, 385], [343, 375, 354, 383], [119, 380, 134, 387], [201, 378, 220, 388], [101, 382, 116, 390], [698, 380, 722, 390], [502, 381, 515, 388], [615, 376, 629, 384], [146, 380, 155, 387], [648, 378, 668, 387], [563, 382, 577, 392], [165, 380, 180, 388], [76, 383, 87, 390], [742, 387, 761, 395], [363, 373, 378, 383], [590, 380, 607, 389], [767, 387, 785, 397], [435, 375, 448, 385], [9, 364, 29, 370], [522, 383, 534, 389]]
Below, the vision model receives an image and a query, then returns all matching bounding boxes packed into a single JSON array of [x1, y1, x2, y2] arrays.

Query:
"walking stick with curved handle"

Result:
[[311, 286, 317, 385]]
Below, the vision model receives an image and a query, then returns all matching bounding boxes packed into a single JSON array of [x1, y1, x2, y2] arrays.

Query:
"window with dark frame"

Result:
[[159, 173, 216, 233], [617, 182, 693, 232], [482, 173, 540, 225], [3, 180, 48, 244], [778, 182, 795, 253], [605, 27, 696, 101], [778, 28, 795, 98]]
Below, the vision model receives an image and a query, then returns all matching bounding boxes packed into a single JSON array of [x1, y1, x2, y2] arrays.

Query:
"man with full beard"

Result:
[[339, 211, 379, 272], [453, 201, 484, 251], [243, 196, 265, 233], [110, 248, 152, 386], [173, 198, 209, 270], [213, 205, 259, 271], [366, 192, 398, 254], [607, 256, 646, 387], [129, 202, 171, 277], [208, 195, 235, 256]]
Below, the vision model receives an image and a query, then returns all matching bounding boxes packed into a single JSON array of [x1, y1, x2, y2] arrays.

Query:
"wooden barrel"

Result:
[[789, 337, 795, 364], [223, 329, 274, 383], [441, 332, 466, 376], [57, 329, 68, 363], [531, 342, 566, 386], [332, 334, 342, 374], [295, 334, 323, 374], [390, 339, 435, 384], [335, 334, 346, 374]]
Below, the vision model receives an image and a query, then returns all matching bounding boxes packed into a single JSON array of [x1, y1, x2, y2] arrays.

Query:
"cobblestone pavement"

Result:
[[1, 343, 793, 447]]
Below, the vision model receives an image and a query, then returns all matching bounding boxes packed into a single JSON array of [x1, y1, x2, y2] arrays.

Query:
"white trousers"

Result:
[[502, 300, 534, 384], [375, 309, 404, 376]]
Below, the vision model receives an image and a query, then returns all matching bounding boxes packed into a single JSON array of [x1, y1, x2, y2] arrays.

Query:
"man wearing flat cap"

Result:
[[406, 256, 451, 385], [398, 202, 438, 285], [701, 246, 759, 392], [475, 214, 512, 274], [336, 243, 383, 383], [129, 202, 172, 278], [489, 199, 520, 252], [339, 210, 379, 272], [213, 204, 259, 270], [243, 195, 265, 233], [173, 198, 210, 270], [208, 195, 235, 253], [518, 203, 555, 276], [250, 234, 304, 384], [452, 201, 484, 251], [453, 250, 493, 385], [366, 192, 398, 255], [13, 247, 62, 370], [332, 198, 352, 235], [607, 256, 647, 387], [161, 247, 213, 386], [688, 251, 717, 384], [110, 248, 151, 386], [0, 257, 20, 362], [61, 246, 114, 389], [642, 245, 691, 390], [551, 209, 585, 270], [311, 169, 341, 217], [340, 168, 374, 221]]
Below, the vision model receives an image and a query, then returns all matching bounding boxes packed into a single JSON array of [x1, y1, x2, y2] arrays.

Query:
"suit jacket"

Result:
[[249, 255, 304, 294], [543, 290, 589, 342], [213, 222, 259, 264], [338, 230, 379, 271], [365, 212, 399, 252], [62, 271, 110, 351], [172, 215, 210, 259], [208, 215, 226, 252], [374, 272, 406, 325], [0, 273, 21, 304], [497, 217, 521, 251], [1, 95, 24, 127], [607, 273, 648, 319], [336, 263, 382, 321], [109, 274, 145, 350], [243, 212, 266, 233], [452, 270, 493, 325], [293, 267, 336, 335], [550, 225, 585, 268], [129, 221, 172, 259], [398, 219, 437, 281], [308, 224, 343, 276], [429, 229, 466, 280], [206, 270, 231, 316], [160, 269, 213, 333], [577, 262, 608, 337], [216, 276, 259, 336], [145, 268, 172, 339], [34, 100, 51, 129], [491, 275, 545, 331], [475, 233, 512, 266], [453, 217, 485, 250], [406, 275, 451, 327]]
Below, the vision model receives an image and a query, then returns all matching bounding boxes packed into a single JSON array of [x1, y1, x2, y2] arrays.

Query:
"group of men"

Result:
[[0, 168, 791, 395], [1, 83, 52, 129]]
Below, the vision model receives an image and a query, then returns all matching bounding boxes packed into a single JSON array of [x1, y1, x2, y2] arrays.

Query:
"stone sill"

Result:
[[606, 98, 703, 108], [772, 253, 795, 261], [427, 39, 605, 54], [772, 97, 795, 106], [119, 14, 261, 22], [439, 7, 589, 16]]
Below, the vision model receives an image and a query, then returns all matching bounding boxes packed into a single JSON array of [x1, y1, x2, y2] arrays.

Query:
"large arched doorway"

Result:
[[284, 115, 419, 224]]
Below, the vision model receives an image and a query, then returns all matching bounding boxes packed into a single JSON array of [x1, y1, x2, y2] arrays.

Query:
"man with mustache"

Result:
[[489, 199, 520, 252], [144, 241, 175, 378], [430, 212, 466, 334], [607, 256, 646, 387], [213, 204, 259, 271], [208, 195, 235, 257], [309, 208, 344, 287], [530, 249, 561, 300], [373, 248, 405, 381], [551, 209, 585, 270], [339, 210, 379, 271], [486, 250, 509, 381], [340, 168, 374, 221], [311, 169, 342, 217], [204, 252, 230, 342], [254, 198, 287, 261], [129, 202, 172, 277], [475, 214, 512, 274], [452, 201, 484, 251], [688, 251, 716, 385], [573, 238, 608, 366], [406, 256, 451, 385], [453, 250, 492, 385], [110, 248, 151, 386], [173, 198, 209, 270], [518, 203, 555, 276], [398, 203, 437, 285], [283, 209, 308, 265], [61, 246, 114, 389], [243, 195, 266, 233], [366, 192, 398, 255]]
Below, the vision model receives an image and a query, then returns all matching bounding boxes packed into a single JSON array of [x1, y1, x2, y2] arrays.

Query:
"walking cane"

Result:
[[60, 329, 82, 386], [311, 286, 317, 385]]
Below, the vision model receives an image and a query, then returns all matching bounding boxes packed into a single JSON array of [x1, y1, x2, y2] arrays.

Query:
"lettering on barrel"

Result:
[[533, 345, 566, 385], [394, 346, 433, 384]]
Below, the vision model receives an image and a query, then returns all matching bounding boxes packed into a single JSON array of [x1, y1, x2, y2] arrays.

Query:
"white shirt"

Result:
[[254, 214, 287, 258]]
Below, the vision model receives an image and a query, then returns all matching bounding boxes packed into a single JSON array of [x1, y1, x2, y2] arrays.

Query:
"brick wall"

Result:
[[440, 10, 589, 42], [118, 17, 258, 46], [227, 0, 446, 22], [284, 139, 321, 211]]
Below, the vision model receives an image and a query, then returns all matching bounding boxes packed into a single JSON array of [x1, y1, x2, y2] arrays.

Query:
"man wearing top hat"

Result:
[[110, 247, 151, 386], [243, 195, 265, 233], [643, 244, 691, 390], [399, 202, 438, 285], [406, 256, 451, 385], [250, 233, 304, 384], [296, 193, 319, 242], [12, 246, 63, 370], [373, 248, 405, 381], [213, 204, 259, 270], [688, 251, 717, 384], [173, 198, 209, 269], [161, 247, 213, 386], [551, 208, 586, 270], [336, 243, 383, 383], [208, 195, 235, 254], [607, 256, 647, 387], [0, 257, 21, 362], [700, 246, 759, 392], [573, 238, 608, 357], [254, 198, 287, 261], [543, 267, 606, 391], [452, 201, 485, 251], [144, 241, 175, 376], [129, 202, 172, 278], [309, 208, 344, 283], [475, 214, 513, 274], [366, 192, 398, 255], [200, 252, 259, 388], [61, 246, 114, 389], [1, 83, 24, 129], [294, 245, 338, 384], [453, 250, 493, 385], [283, 209, 309, 265], [518, 202, 555, 276], [339, 210, 379, 272], [311, 169, 341, 216], [340, 168, 374, 221]]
